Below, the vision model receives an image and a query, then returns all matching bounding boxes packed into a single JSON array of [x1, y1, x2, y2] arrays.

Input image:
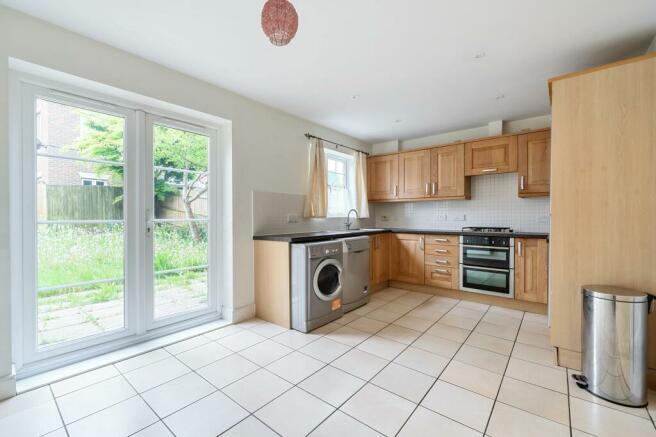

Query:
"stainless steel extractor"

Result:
[[573, 285, 654, 407]]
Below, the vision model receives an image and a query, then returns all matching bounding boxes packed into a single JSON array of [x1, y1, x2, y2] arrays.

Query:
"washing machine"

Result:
[[291, 240, 344, 333]]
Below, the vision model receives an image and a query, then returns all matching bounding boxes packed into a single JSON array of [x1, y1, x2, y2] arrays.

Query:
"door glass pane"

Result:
[[35, 98, 126, 347], [152, 124, 210, 320]]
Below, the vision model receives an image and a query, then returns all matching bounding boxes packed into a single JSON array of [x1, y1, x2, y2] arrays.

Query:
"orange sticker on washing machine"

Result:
[[331, 298, 342, 311]]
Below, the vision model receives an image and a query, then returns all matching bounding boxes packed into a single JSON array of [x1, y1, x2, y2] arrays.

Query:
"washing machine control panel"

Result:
[[324, 248, 339, 255], [307, 241, 343, 259]]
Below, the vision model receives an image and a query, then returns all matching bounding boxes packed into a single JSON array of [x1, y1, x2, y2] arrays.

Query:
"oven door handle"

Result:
[[462, 265, 511, 273], [461, 245, 510, 251]]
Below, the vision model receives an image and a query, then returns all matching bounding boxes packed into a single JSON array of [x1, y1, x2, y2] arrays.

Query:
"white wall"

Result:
[[0, 6, 370, 397], [372, 115, 551, 154]]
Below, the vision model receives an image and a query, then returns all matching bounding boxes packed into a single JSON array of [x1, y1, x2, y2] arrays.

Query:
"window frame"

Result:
[[324, 148, 356, 217]]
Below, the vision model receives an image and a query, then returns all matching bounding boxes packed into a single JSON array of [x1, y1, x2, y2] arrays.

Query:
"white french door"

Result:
[[144, 115, 217, 329], [17, 83, 220, 370]]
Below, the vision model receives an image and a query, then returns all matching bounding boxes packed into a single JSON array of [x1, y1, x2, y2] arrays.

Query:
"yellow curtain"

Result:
[[354, 151, 370, 218], [303, 137, 328, 218]]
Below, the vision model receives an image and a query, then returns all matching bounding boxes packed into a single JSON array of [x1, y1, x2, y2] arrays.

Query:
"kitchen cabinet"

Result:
[[423, 234, 459, 289], [369, 233, 390, 287], [398, 150, 431, 199], [430, 144, 470, 199], [390, 233, 424, 284], [514, 238, 548, 304], [367, 154, 399, 200], [518, 131, 551, 197], [465, 136, 518, 176]]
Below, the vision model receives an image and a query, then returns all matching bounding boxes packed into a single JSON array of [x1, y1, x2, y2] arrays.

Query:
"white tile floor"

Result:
[[3, 287, 656, 437]]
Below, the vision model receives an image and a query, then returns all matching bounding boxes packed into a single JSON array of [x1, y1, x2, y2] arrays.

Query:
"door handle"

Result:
[[425, 183, 429, 195], [520, 175, 525, 190], [431, 182, 436, 196], [434, 238, 449, 242], [434, 249, 448, 253], [419, 237, 424, 251], [481, 168, 497, 173], [435, 259, 448, 264], [433, 269, 449, 274], [394, 185, 398, 197]]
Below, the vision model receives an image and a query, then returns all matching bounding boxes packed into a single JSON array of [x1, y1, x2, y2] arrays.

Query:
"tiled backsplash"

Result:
[[374, 173, 550, 233], [252, 190, 375, 235]]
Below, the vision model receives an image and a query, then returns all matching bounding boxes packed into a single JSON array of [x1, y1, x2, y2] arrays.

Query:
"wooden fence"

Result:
[[46, 186, 123, 220]]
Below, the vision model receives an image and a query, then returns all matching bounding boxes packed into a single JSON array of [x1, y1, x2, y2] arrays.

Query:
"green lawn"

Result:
[[37, 223, 208, 309]]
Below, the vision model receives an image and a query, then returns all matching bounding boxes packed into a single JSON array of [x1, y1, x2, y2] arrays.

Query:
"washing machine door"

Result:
[[313, 258, 342, 302]]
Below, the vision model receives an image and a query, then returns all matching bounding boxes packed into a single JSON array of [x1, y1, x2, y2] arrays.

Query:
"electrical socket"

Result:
[[286, 214, 300, 224], [437, 214, 447, 222], [453, 214, 466, 221], [380, 215, 391, 222]]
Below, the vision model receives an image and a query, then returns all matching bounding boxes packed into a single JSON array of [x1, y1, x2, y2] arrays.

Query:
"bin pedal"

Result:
[[571, 373, 588, 388]]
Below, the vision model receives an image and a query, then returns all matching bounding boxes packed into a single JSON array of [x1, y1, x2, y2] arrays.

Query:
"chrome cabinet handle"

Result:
[[520, 175, 525, 190], [435, 259, 448, 264], [481, 168, 497, 173], [431, 182, 436, 196], [394, 185, 398, 197], [419, 237, 424, 251], [433, 269, 449, 274], [425, 183, 429, 195], [434, 238, 448, 242], [434, 249, 448, 253], [518, 241, 523, 257]]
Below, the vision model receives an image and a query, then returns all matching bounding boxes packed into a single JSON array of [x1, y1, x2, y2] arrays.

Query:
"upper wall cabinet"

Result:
[[465, 136, 518, 176], [399, 150, 431, 199], [367, 154, 399, 200], [430, 144, 470, 199], [518, 131, 550, 197]]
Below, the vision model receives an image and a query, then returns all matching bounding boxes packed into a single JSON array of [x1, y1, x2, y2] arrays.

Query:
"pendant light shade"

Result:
[[261, 0, 298, 46]]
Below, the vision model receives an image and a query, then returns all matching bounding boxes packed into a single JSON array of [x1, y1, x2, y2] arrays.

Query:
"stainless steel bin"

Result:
[[577, 285, 654, 407]]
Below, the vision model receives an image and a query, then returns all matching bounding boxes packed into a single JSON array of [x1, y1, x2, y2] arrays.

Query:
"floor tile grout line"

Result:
[[392, 301, 499, 436], [48, 384, 71, 437], [49, 365, 123, 399], [482, 311, 526, 436]]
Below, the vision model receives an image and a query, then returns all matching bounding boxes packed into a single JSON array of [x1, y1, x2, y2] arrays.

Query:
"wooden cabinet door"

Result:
[[369, 234, 390, 286], [398, 150, 430, 199], [515, 238, 549, 304], [465, 136, 518, 176], [390, 233, 424, 284], [367, 154, 399, 200], [518, 131, 550, 197], [430, 144, 470, 199]]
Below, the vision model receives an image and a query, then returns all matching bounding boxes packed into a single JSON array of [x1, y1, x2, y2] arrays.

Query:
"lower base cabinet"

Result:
[[390, 233, 425, 285], [514, 238, 549, 304], [369, 233, 390, 288]]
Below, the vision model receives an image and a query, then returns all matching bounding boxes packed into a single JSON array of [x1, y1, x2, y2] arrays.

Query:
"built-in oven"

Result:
[[459, 234, 514, 298]]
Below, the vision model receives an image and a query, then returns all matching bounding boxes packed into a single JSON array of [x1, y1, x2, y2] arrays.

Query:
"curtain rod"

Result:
[[304, 133, 370, 156]]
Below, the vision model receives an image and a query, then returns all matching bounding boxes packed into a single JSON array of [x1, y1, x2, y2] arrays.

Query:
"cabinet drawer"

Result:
[[425, 265, 458, 289], [425, 254, 459, 268], [425, 244, 459, 257], [424, 234, 459, 246]]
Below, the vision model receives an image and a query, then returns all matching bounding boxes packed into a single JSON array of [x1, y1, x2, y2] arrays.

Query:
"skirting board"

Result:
[[0, 367, 17, 401], [222, 303, 256, 324], [389, 281, 548, 315]]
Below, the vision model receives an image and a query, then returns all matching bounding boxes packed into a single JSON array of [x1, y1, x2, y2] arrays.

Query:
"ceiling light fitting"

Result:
[[261, 0, 299, 47]]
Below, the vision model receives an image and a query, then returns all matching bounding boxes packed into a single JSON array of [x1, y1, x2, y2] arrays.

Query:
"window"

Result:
[[325, 148, 355, 217], [17, 81, 220, 370]]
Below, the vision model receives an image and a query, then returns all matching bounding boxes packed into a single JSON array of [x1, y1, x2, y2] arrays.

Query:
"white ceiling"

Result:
[[2, 1, 655, 143]]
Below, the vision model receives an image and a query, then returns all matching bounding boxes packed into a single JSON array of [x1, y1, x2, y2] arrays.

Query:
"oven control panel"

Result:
[[461, 235, 513, 247]]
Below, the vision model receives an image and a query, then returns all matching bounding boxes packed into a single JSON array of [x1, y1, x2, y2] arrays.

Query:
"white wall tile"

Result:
[[374, 173, 550, 233]]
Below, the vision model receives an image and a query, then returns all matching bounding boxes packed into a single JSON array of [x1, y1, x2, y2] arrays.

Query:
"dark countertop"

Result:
[[253, 228, 549, 243]]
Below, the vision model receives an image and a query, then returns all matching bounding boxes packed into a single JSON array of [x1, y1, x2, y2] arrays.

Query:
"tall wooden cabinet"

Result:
[[514, 238, 548, 304], [398, 150, 431, 199], [390, 233, 424, 284], [549, 53, 656, 375], [518, 131, 550, 197], [430, 144, 470, 199], [367, 154, 398, 200], [369, 233, 390, 287], [465, 136, 518, 176]]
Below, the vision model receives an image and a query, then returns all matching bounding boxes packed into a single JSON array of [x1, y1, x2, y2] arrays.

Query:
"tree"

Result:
[[77, 112, 208, 241]]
